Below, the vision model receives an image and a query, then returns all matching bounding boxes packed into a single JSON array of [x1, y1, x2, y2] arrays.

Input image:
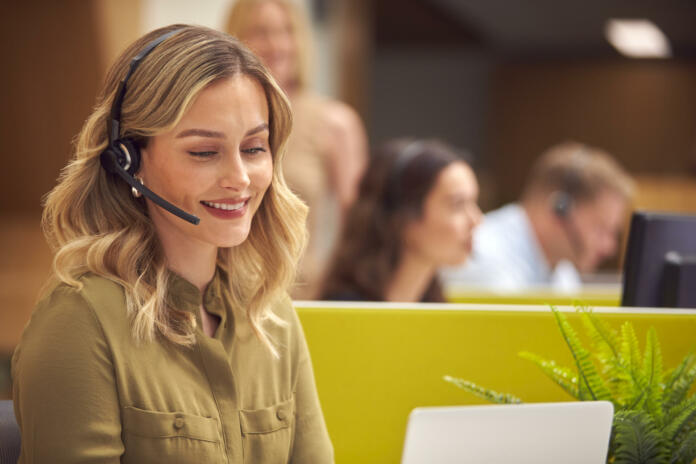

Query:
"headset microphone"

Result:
[[552, 191, 584, 259], [99, 28, 200, 226], [550, 148, 592, 261], [100, 147, 200, 225]]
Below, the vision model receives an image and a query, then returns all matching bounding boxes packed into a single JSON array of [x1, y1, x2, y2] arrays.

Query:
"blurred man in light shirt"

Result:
[[441, 141, 634, 292]]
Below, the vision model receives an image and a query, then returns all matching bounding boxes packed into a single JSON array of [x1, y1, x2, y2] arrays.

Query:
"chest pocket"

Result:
[[121, 406, 223, 464], [240, 397, 295, 464]]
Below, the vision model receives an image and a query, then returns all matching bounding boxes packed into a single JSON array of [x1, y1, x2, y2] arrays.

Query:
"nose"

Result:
[[220, 151, 250, 191], [270, 27, 293, 53]]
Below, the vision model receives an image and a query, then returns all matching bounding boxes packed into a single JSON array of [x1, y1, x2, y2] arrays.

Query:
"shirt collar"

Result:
[[167, 267, 226, 318]]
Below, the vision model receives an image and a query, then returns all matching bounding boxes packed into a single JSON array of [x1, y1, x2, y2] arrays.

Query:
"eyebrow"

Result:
[[245, 123, 269, 136], [176, 128, 225, 139], [175, 123, 269, 139]]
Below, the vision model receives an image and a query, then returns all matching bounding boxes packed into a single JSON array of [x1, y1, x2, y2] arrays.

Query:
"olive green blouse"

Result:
[[11, 271, 333, 463]]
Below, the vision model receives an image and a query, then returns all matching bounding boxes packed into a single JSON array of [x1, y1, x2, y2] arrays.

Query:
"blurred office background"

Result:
[[2, 0, 696, 397]]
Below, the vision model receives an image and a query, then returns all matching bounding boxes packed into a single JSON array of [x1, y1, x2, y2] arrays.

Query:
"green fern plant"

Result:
[[444, 306, 696, 464]]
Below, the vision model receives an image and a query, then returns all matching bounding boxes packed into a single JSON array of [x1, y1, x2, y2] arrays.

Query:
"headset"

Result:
[[551, 190, 573, 218], [99, 28, 200, 225], [550, 148, 589, 258]]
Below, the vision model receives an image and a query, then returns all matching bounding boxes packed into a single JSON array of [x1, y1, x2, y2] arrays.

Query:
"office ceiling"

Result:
[[376, 0, 696, 58]]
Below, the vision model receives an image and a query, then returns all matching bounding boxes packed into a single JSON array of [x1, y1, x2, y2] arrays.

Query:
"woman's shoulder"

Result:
[[12, 274, 126, 380], [269, 292, 297, 322], [296, 92, 362, 131], [25, 274, 127, 339], [319, 97, 362, 133], [49, 272, 124, 307]]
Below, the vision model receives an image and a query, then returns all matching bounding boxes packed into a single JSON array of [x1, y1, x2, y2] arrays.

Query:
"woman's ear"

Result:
[[136, 145, 149, 178]]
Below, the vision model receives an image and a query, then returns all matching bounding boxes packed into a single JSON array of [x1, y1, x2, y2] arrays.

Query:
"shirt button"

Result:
[[276, 409, 287, 421], [174, 415, 185, 430]]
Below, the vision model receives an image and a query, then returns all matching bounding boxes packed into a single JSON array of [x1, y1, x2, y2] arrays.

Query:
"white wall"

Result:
[[141, 0, 232, 31], [140, 0, 336, 96]]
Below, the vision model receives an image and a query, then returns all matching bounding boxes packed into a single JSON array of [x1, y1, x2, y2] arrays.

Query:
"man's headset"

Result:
[[550, 149, 589, 257], [99, 28, 200, 225]]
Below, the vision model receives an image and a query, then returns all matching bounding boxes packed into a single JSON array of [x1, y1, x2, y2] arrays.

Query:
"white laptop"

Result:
[[401, 401, 614, 464]]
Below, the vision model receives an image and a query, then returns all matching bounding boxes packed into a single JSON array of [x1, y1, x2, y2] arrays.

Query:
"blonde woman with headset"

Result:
[[12, 25, 333, 463]]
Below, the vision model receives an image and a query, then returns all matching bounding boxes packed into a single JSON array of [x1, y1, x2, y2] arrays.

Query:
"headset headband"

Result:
[[108, 28, 184, 142]]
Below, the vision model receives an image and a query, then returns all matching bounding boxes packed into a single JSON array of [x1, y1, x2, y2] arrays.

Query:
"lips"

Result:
[[200, 200, 246, 211], [200, 198, 250, 219]]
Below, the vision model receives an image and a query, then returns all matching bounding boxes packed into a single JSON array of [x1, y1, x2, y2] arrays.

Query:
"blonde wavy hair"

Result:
[[42, 25, 307, 352], [225, 0, 314, 92]]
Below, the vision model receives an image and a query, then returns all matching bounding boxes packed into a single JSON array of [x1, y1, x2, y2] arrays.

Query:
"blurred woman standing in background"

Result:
[[226, 0, 368, 299]]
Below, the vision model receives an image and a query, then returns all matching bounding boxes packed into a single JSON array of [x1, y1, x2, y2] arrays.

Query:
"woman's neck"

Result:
[[157, 232, 218, 293], [385, 250, 436, 302], [168, 250, 217, 293]]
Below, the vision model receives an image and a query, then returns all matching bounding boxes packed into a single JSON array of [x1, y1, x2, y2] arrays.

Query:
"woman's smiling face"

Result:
[[139, 75, 273, 253]]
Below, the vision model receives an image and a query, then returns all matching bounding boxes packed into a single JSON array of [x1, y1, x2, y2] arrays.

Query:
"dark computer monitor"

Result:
[[621, 211, 696, 308]]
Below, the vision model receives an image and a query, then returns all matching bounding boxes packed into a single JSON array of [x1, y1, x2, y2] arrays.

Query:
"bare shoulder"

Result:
[[318, 97, 363, 135]]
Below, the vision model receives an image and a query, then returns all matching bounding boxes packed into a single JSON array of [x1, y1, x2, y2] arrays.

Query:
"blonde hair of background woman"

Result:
[[41, 25, 307, 353], [225, 0, 314, 92]]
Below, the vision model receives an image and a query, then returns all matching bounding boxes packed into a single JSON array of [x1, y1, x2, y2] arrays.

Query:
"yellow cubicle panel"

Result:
[[295, 302, 696, 464]]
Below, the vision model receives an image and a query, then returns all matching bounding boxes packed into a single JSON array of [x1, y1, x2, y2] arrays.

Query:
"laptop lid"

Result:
[[401, 401, 614, 464]]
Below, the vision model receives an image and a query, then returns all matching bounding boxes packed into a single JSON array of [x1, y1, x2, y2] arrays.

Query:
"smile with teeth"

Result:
[[201, 200, 247, 211]]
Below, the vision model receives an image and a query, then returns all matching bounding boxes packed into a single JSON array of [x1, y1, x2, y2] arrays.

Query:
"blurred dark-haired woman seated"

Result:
[[321, 139, 481, 302]]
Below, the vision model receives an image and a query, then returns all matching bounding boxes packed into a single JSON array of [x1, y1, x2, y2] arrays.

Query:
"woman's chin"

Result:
[[213, 231, 251, 249]]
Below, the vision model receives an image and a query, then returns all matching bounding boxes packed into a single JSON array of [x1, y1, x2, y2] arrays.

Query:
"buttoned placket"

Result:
[[168, 271, 243, 463]]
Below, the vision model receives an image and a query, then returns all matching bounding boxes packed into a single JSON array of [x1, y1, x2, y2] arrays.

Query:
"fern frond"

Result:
[[551, 307, 612, 401], [619, 322, 648, 408], [664, 353, 694, 395], [580, 308, 624, 398], [581, 307, 620, 362], [620, 322, 644, 380], [612, 410, 668, 464], [518, 351, 579, 399], [642, 328, 664, 424], [669, 429, 696, 464], [664, 361, 696, 412], [443, 375, 523, 404], [662, 396, 696, 443], [626, 390, 647, 412]]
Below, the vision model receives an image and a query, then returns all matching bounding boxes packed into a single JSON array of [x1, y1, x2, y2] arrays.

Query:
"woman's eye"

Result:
[[242, 147, 267, 155], [188, 151, 217, 157]]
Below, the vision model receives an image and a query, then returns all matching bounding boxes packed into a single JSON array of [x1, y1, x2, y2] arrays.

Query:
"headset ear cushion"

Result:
[[552, 191, 573, 218], [99, 139, 141, 175], [99, 144, 122, 174], [117, 138, 141, 175]]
